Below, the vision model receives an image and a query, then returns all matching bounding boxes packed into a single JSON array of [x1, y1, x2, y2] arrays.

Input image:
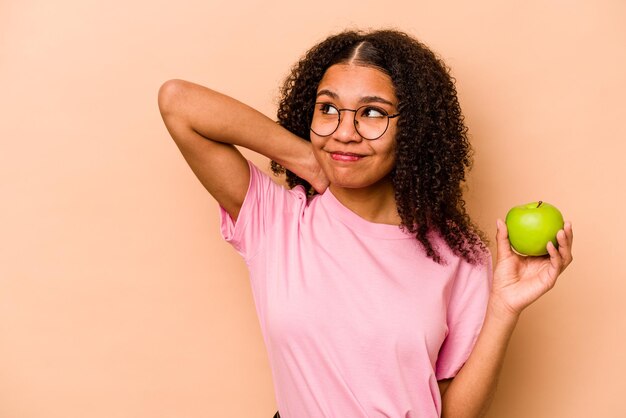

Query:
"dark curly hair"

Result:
[[271, 29, 488, 265]]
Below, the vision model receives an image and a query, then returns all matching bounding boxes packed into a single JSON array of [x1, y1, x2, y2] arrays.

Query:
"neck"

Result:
[[328, 179, 401, 225]]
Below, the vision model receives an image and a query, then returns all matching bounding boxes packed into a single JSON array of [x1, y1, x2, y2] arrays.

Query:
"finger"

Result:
[[546, 240, 564, 280], [547, 239, 561, 262], [314, 183, 328, 194], [564, 221, 574, 247], [313, 178, 330, 194], [557, 223, 574, 266], [556, 229, 567, 250], [495, 218, 513, 262]]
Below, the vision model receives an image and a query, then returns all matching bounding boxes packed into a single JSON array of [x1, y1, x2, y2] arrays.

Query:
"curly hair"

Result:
[[271, 29, 488, 265]]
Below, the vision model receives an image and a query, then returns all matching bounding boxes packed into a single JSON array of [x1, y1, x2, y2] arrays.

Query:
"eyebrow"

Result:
[[316, 89, 395, 106]]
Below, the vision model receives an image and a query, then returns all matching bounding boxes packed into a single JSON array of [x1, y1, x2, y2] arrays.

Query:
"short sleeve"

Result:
[[218, 160, 305, 262], [435, 251, 493, 380]]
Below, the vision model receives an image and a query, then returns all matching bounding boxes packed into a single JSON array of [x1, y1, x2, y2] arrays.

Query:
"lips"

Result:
[[329, 151, 365, 162]]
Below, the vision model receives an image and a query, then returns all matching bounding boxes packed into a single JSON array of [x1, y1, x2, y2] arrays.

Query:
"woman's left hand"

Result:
[[490, 219, 574, 318]]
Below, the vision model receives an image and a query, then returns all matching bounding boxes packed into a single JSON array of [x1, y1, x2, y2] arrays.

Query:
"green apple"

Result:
[[505, 201, 564, 256]]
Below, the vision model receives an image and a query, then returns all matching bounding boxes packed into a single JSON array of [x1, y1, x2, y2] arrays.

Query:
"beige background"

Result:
[[1, 0, 624, 417]]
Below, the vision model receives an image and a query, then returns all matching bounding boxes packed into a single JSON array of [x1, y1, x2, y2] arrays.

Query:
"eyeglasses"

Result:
[[310, 102, 400, 140]]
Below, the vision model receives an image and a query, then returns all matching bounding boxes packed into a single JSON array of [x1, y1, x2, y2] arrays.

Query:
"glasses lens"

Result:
[[311, 103, 340, 137], [355, 106, 389, 140], [310, 103, 391, 139]]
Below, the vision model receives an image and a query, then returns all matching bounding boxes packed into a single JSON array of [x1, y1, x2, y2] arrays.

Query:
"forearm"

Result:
[[158, 79, 312, 172], [440, 210, 574, 417], [440, 300, 519, 418]]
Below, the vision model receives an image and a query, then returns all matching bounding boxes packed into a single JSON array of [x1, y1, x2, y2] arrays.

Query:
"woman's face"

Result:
[[310, 63, 399, 192]]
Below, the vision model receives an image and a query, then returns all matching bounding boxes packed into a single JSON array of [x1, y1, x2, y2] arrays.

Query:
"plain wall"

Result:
[[1, 0, 624, 417]]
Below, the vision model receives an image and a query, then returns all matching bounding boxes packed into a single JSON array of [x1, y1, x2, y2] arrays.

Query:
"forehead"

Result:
[[317, 64, 397, 103]]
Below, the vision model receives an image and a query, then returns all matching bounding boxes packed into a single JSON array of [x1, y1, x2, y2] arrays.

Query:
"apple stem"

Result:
[[537, 201, 543, 208]]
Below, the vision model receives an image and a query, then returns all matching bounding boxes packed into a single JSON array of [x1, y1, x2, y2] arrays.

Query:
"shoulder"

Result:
[[430, 226, 490, 264], [246, 160, 311, 212], [426, 229, 492, 276]]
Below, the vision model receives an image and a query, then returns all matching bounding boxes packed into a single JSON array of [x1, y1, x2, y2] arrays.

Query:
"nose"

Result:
[[332, 110, 362, 143]]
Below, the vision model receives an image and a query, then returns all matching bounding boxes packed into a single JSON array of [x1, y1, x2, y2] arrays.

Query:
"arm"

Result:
[[440, 220, 574, 418], [157, 79, 328, 221]]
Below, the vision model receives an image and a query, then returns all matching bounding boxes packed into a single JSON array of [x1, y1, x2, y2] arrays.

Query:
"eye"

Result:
[[317, 103, 339, 115], [359, 106, 387, 118]]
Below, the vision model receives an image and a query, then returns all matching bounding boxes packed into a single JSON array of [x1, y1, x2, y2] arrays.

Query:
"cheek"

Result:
[[379, 138, 397, 162], [310, 136, 329, 156], [310, 135, 321, 145], [309, 138, 327, 164], [380, 145, 398, 173]]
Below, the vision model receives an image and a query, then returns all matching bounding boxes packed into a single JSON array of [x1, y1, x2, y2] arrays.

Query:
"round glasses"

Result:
[[310, 102, 400, 140]]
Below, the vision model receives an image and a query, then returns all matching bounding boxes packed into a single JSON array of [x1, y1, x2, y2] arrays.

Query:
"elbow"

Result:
[[158, 79, 187, 118]]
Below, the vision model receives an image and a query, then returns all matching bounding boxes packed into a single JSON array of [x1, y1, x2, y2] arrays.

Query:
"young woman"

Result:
[[158, 29, 573, 418]]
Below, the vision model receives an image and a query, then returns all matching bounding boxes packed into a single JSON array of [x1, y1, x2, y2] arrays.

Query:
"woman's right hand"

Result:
[[302, 151, 329, 194], [159, 80, 330, 218]]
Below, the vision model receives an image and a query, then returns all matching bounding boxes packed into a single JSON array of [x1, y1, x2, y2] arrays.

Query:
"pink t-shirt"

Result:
[[219, 161, 492, 418]]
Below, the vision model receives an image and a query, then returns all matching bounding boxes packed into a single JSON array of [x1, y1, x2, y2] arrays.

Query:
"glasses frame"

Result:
[[310, 102, 400, 140]]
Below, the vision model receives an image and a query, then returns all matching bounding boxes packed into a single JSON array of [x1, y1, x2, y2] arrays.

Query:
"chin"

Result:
[[330, 174, 393, 191]]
